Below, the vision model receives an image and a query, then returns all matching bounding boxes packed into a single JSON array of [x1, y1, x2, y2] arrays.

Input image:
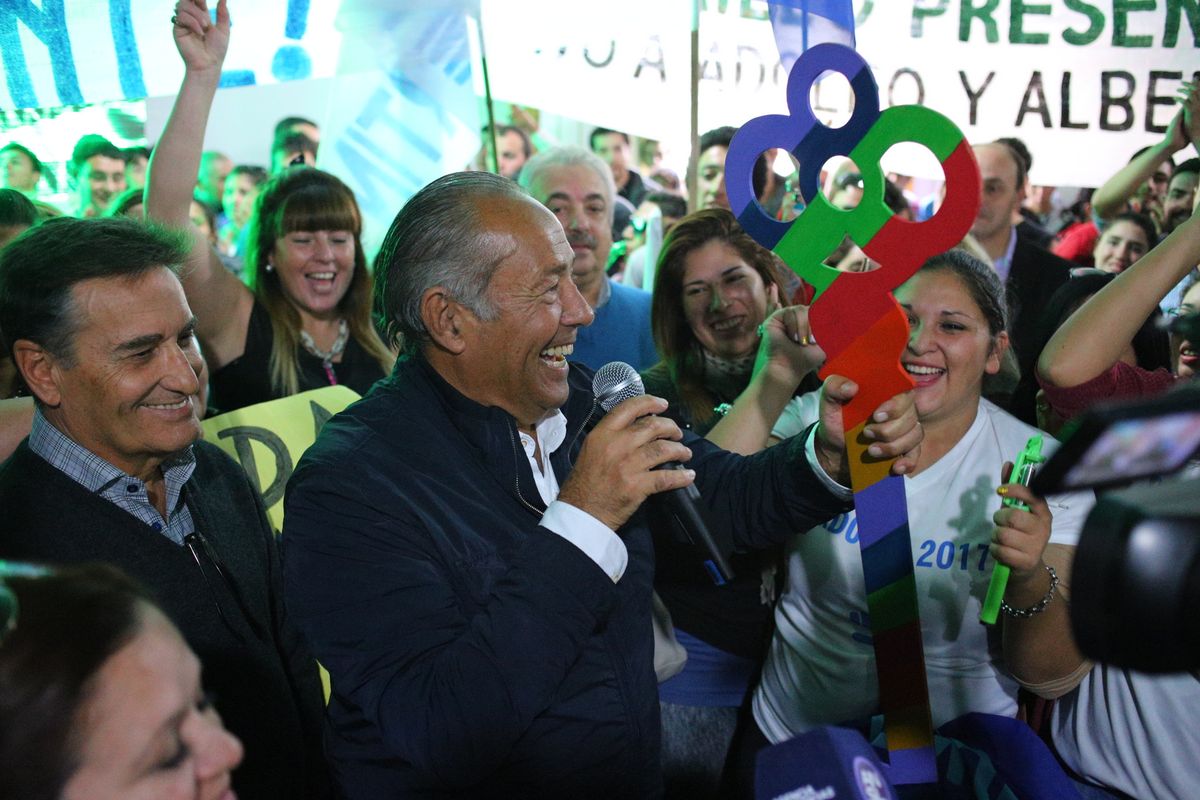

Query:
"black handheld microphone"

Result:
[[592, 362, 735, 585]]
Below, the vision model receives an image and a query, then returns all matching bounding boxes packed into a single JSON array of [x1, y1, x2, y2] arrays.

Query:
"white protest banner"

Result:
[[0, 0, 353, 111], [5, 2, 1194, 189], [480, 0, 692, 143], [483, 0, 1199, 187], [853, 2, 1200, 186], [480, 0, 792, 146]]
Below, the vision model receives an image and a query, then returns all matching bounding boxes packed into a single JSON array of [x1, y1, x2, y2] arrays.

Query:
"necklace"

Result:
[[299, 319, 349, 386], [701, 348, 755, 402]]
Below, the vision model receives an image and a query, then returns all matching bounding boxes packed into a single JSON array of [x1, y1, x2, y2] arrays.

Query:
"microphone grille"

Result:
[[592, 361, 645, 412]]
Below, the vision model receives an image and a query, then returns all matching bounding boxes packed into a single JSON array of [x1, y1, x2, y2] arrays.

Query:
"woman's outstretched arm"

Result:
[[145, 0, 252, 371]]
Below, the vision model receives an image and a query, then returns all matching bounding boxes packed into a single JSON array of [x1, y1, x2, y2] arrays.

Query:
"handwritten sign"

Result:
[[0, 0, 354, 111], [200, 385, 360, 534]]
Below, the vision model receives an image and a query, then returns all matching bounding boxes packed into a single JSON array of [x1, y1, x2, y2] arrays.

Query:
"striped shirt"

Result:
[[28, 408, 196, 545]]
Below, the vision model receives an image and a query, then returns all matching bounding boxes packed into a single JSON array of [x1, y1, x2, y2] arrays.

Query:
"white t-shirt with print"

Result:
[[754, 395, 1093, 741]]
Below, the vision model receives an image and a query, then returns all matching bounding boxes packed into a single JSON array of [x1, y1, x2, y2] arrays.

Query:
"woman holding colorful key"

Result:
[[751, 249, 1094, 744]]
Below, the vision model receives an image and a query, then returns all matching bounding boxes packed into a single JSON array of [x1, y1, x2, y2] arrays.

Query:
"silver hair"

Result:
[[373, 171, 531, 354], [518, 145, 616, 225]]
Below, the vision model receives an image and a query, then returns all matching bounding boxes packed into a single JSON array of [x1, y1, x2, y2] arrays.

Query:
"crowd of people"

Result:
[[0, 1, 1198, 798]]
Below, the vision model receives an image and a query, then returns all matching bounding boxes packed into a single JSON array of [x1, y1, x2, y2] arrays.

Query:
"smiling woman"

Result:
[[0, 564, 243, 800], [754, 249, 1094, 756], [145, 0, 394, 412], [640, 208, 824, 797]]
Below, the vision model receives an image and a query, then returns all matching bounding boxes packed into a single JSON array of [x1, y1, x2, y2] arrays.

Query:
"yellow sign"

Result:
[[200, 386, 360, 534]]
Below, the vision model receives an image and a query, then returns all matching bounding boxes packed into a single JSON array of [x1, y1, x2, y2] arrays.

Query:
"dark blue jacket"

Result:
[[282, 354, 848, 798]]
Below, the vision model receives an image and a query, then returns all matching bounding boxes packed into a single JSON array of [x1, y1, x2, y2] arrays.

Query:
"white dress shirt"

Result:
[[520, 411, 628, 582]]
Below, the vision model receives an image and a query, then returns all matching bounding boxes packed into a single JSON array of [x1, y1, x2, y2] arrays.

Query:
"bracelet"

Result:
[[1000, 564, 1058, 619]]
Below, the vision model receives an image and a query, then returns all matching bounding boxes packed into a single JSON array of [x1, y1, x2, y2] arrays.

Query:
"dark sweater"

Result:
[[641, 361, 780, 660], [1006, 238, 1073, 372], [282, 354, 850, 799], [0, 440, 330, 799], [641, 362, 822, 661]]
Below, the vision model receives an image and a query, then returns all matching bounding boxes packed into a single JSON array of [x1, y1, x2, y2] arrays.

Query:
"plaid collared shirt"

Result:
[[28, 408, 197, 545]]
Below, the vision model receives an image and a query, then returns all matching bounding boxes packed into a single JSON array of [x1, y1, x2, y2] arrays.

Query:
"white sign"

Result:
[[481, 0, 795, 146], [483, 0, 1200, 187], [854, 2, 1200, 186], [3, 2, 1196, 188], [0, 0, 349, 111]]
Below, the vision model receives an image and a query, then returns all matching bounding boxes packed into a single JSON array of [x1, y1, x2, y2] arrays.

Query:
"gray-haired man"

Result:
[[282, 171, 921, 798], [519, 145, 659, 371]]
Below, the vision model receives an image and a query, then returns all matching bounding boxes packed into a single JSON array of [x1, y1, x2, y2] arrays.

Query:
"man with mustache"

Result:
[[519, 146, 658, 371]]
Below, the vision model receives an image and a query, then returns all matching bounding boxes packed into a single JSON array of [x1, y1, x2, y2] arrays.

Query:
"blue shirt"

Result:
[[571, 278, 658, 372], [28, 408, 196, 545]]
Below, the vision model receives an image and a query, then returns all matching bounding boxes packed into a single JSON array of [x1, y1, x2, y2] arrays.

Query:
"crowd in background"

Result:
[[0, 2, 1198, 798]]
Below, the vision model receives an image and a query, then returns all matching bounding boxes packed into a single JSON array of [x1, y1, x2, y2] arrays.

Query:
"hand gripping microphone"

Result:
[[592, 362, 735, 585]]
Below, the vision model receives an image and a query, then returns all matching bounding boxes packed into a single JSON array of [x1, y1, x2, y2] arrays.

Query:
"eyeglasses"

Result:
[[1165, 305, 1196, 318], [0, 561, 53, 647], [183, 533, 264, 643]]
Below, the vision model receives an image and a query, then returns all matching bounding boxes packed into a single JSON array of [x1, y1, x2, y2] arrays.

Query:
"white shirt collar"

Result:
[[517, 410, 568, 462]]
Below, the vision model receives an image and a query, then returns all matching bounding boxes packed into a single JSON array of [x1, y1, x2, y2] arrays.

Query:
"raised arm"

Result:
[[1091, 106, 1192, 223], [145, 0, 252, 371], [1038, 203, 1200, 389], [1092, 83, 1198, 225], [706, 305, 823, 454]]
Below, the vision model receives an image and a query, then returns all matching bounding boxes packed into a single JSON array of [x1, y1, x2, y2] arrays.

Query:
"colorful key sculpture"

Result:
[[726, 43, 981, 785]]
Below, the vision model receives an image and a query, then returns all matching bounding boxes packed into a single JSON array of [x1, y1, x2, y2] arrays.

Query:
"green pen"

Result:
[[980, 434, 1045, 625]]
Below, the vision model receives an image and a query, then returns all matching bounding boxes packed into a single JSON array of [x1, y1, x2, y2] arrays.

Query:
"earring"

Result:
[[266, 263, 274, 272]]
